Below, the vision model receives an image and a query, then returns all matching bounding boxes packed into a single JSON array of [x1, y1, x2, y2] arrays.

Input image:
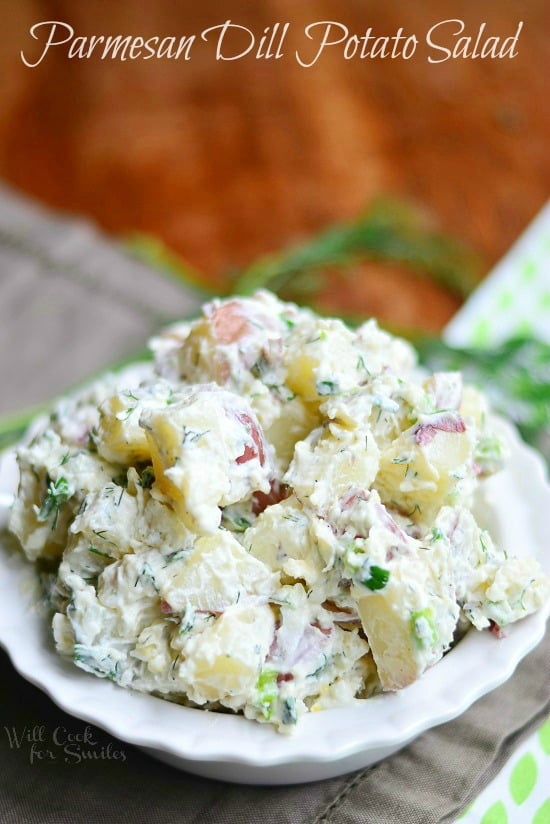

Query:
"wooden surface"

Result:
[[0, 0, 548, 332]]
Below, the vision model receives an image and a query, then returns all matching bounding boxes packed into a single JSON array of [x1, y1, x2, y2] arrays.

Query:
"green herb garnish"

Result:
[[37, 476, 71, 529], [87, 546, 114, 560], [73, 643, 117, 679], [112, 472, 128, 488], [316, 379, 339, 396], [221, 510, 252, 533], [232, 198, 480, 304], [134, 562, 159, 593], [92, 529, 116, 546], [139, 466, 155, 489], [417, 336, 550, 464], [256, 670, 278, 720], [410, 608, 438, 648], [165, 548, 190, 565], [362, 565, 390, 591], [281, 696, 297, 726]]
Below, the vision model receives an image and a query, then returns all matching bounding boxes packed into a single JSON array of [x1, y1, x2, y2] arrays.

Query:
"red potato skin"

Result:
[[415, 413, 466, 446], [252, 481, 291, 515], [210, 301, 252, 345], [233, 411, 267, 466]]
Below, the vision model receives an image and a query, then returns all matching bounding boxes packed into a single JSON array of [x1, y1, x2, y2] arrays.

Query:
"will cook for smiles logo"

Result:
[[3, 723, 127, 766]]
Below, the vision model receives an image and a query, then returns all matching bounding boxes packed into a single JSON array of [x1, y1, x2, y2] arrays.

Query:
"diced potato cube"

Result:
[[244, 496, 324, 584], [97, 382, 181, 466], [376, 412, 475, 522], [134, 621, 173, 675], [97, 392, 152, 465], [460, 386, 488, 428], [264, 396, 320, 469], [159, 531, 277, 613], [286, 422, 380, 513], [353, 545, 458, 690], [97, 550, 164, 636], [10, 433, 74, 562], [52, 613, 76, 655], [70, 483, 139, 559], [285, 352, 320, 401], [477, 558, 550, 628], [141, 386, 271, 532], [177, 294, 287, 385], [284, 320, 363, 403], [435, 506, 550, 630], [177, 604, 275, 704]]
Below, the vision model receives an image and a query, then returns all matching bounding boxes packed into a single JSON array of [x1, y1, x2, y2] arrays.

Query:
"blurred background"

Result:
[[0, 0, 548, 333]]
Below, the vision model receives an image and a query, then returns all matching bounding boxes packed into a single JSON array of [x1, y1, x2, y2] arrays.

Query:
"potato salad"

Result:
[[9, 291, 549, 731]]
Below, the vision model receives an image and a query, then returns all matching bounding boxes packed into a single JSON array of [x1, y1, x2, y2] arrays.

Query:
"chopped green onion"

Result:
[[362, 565, 390, 591], [256, 669, 278, 720], [410, 608, 438, 648], [316, 379, 339, 396]]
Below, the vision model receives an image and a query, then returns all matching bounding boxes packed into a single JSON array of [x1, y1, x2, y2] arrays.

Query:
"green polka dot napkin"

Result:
[[445, 203, 550, 823], [458, 716, 550, 824], [445, 202, 550, 347]]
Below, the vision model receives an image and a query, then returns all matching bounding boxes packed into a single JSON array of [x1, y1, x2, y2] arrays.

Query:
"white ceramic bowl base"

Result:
[[0, 418, 548, 785]]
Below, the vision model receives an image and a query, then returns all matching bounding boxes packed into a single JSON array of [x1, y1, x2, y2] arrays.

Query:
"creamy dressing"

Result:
[[9, 291, 549, 731]]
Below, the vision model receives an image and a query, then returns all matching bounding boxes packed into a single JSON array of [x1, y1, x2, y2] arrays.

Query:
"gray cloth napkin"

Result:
[[0, 183, 203, 415], [0, 183, 548, 824]]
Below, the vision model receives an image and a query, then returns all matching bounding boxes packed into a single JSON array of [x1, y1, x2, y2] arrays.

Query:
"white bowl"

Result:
[[0, 418, 548, 785]]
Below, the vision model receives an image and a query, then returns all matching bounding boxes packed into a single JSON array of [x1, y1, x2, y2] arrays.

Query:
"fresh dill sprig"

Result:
[[232, 198, 481, 302]]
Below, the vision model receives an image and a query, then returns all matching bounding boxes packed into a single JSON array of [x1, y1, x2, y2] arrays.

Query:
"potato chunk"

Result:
[[97, 384, 174, 465], [376, 411, 475, 523], [177, 604, 275, 705], [141, 385, 272, 532], [159, 531, 277, 613], [353, 540, 458, 690], [285, 422, 380, 513]]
